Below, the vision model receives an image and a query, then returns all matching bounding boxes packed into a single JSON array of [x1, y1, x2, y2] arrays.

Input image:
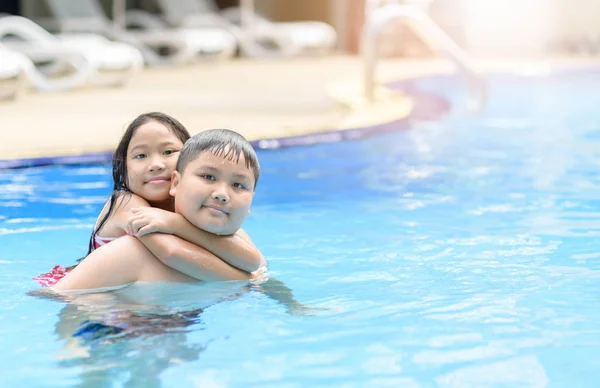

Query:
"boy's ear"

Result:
[[169, 171, 180, 197]]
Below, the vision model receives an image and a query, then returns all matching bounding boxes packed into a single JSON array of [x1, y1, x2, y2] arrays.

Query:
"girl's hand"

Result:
[[128, 208, 177, 237]]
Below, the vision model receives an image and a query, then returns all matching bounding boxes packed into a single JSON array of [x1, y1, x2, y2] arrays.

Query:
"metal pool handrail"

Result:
[[362, 2, 486, 112]]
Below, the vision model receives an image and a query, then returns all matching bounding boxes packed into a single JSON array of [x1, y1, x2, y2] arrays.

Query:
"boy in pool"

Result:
[[51, 128, 265, 291], [34, 113, 263, 286]]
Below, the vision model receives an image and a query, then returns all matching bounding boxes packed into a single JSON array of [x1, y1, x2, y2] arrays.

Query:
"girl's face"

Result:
[[126, 120, 184, 206]]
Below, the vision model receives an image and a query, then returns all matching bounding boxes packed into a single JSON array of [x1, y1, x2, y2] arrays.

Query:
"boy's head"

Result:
[[170, 129, 261, 235]]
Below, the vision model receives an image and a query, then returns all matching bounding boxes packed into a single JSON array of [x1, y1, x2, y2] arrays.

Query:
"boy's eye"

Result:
[[233, 182, 246, 190], [163, 149, 179, 156], [133, 154, 146, 159], [201, 174, 215, 181]]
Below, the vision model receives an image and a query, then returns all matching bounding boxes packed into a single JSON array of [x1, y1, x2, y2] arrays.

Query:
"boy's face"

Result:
[[170, 149, 255, 235]]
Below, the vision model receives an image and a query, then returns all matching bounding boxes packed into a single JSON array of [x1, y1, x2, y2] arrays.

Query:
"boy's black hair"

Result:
[[87, 112, 190, 254], [176, 129, 260, 188]]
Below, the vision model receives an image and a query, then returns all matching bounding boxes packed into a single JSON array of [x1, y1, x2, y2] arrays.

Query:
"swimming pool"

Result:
[[2, 69, 600, 387]]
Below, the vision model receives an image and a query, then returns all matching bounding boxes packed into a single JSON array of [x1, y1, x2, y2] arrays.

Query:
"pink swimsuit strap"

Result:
[[92, 234, 119, 251]]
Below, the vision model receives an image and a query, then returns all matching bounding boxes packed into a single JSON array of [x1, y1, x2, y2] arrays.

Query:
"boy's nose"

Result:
[[212, 187, 229, 203], [212, 192, 229, 203]]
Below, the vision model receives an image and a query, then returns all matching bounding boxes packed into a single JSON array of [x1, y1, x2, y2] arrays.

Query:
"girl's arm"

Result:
[[137, 233, 253, 281], [95, 192, 153, 238], [128, 207, 265, 273]]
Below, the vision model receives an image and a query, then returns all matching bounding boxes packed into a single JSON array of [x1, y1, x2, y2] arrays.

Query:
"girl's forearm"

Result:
[[138, 233, 252, 281], [171, 216, 264, 273]]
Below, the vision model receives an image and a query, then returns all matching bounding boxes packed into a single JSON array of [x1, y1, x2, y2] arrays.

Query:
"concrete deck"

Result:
[[1, 55, 598, 162], [0, 56, 415, 161]]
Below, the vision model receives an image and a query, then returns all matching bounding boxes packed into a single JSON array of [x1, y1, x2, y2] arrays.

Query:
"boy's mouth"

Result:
[[202, 205, 229, 215]]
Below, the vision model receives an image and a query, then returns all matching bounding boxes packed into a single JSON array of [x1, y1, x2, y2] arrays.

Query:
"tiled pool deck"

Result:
[[1, 55, 598, 166]]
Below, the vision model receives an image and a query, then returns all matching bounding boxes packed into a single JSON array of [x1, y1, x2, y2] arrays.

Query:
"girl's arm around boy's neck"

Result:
[[130, 208, 265, 273], [170, 215, 265, 273], [138, 233, 254, 281]]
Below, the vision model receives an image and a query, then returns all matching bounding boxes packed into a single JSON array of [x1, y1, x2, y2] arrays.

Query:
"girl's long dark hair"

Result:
[[86, 112, 190, 255]]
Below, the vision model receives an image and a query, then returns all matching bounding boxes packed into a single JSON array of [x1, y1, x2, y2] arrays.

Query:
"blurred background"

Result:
[[1, 0, 600, 59], [2, 0, 600, 160]]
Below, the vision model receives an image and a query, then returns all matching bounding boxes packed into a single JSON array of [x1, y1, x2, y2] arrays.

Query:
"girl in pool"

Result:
[[51, 128, 265, 290], [34, 112, 263, 286]]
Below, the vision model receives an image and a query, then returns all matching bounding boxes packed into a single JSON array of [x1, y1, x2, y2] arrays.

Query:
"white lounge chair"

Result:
[[219, 2, 337, 56], [124, 8, 237, 61], [154, 0, 338, 57], [0, 43, 27, 100], [31, 0, 236, 66], [152, 0, 296, 58], [0, 15, 143, 90]]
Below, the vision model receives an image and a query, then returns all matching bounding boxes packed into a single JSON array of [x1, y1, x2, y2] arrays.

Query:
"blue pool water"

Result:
[[2, 71, 600, 387]]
